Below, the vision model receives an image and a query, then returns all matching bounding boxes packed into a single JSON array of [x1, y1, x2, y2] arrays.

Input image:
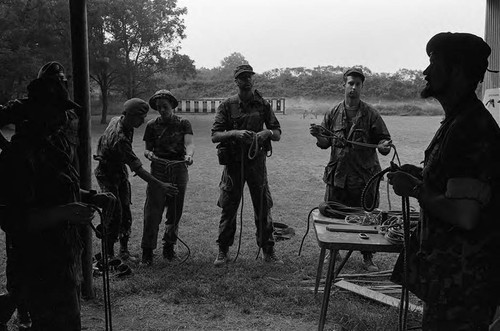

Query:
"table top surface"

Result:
[[312, 209, 402, 253]]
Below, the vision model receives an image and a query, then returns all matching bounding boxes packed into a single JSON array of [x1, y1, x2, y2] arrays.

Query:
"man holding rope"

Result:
[[0, 75, 114, 330], [309, 67, 392, 272], [94, 98, 178, 260], [211, 64, 282, 266], [141, 90, 194, 265], [388, 32, 500, 330]]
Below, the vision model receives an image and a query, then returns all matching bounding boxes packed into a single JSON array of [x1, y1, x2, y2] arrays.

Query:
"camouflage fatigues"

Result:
[[320, 101, 391, 204], [141, 115, 193, 249], [95, 116, 142, 245], [392, 97, 500, 330], [0, 111, 83, 330], [211, 91, 281, 249]]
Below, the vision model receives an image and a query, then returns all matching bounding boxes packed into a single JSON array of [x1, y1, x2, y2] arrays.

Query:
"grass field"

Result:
[[0, 111, 443, 330]]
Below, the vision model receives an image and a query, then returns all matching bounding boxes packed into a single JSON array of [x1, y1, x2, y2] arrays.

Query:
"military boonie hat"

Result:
[[148, 89, 179, 110], [343, 67, 365, 82], [234, 64, 255, 79], [37, 61, 66, 79], [123, 98, 149, 116]]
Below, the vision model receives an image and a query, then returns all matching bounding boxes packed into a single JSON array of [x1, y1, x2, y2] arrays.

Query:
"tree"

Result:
[[219, 52, 248, 78], [166, 53, 196, 80], [88, 0, 187, 122], [0, 0, 71, 102]]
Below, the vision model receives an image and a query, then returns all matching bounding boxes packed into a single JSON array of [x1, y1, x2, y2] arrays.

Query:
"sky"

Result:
[[176, 0, 486, 74]]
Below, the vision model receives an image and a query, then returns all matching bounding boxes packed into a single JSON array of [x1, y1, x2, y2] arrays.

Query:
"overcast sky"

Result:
[[176, 0, 486, 74]]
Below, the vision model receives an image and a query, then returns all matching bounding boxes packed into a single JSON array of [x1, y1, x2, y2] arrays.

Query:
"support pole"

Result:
[[69, 0, 94, 299], [483, 0, 500, 92]]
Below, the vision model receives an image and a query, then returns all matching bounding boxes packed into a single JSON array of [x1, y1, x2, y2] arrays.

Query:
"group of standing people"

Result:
[[0, 30, 500, 330], [95, 63, 283, 267]]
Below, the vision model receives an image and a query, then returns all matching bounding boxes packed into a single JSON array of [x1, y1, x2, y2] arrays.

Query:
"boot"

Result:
[[141, 248, 153, 266], [262, 246, 284, 264], [213, 246, 229, 267], [362, 253, 379, 272], [162, 244, 179, 261]]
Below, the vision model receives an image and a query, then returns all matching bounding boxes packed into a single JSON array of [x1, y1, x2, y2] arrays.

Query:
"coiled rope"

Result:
[[149, 155, 190, 265], [88, 198, 116, 331]]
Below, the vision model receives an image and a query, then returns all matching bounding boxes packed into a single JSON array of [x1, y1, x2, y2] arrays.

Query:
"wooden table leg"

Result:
[[318, 249, 337, 331], [315, 247, 326, 295]]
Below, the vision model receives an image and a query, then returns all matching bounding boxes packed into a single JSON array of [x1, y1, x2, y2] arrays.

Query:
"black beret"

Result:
[[123, 98, 149, 116], [426, 32, 491, 61]]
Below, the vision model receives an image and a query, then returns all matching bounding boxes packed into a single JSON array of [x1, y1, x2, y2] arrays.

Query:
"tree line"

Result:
[[0, 1, 426, 123]]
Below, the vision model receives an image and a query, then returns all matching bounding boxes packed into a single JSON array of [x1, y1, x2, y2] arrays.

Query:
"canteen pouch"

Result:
[[216, 143, 231, 165]]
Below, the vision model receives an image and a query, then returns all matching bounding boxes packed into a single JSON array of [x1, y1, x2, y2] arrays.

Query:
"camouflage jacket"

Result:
[[410, 97, 500, 305], [321, 101, 391, 188]]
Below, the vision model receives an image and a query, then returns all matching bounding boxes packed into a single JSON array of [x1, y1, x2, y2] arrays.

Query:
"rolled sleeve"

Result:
[[265, 103, 281, 133], [211, 102, 229, 135], [445, 177, 491, 206]]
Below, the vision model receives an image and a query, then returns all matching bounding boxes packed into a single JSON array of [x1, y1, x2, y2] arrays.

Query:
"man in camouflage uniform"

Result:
[[388, 32, 500, 330], [0, 61, 94, 330], [0, 76, 103, 330], [94, 98, 178, 259], [309, 67, 392, 271], [211, 64, 283, 266]]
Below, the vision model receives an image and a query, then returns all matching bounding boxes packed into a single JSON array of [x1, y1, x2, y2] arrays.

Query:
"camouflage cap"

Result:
[[123, 98, 149, 116], [343, 67, 365, 82], [234, 64, 255, 78], [148, 89, 179, 110]]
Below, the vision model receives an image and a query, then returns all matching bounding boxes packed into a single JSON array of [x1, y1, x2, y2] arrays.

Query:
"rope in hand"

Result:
[[88, 198, 116, 331], [248, 131, 272, 160], [149, 155, 191, 265]]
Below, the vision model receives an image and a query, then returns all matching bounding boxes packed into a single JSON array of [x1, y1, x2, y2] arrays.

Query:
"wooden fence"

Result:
[[177, 97, 286, 114]]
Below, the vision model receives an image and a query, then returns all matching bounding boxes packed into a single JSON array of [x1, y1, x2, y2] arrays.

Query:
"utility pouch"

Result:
[[216, 143, 231, 165]]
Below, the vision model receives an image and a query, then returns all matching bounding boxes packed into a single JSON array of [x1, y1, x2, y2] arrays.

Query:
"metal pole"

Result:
[[484, 0, 500, 92], [69, 0, 94, 299]]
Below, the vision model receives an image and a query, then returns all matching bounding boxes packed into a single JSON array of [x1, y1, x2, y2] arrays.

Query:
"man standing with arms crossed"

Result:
[[211, 64, 282, 266], [310, 68, 392, 271]]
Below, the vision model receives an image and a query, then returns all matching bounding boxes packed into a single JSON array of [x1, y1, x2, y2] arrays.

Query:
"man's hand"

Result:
[[89, 192, 116, 209], [400, 164, 424, 180], [309, 124, 324, 137], [377, 140, 392, 155], [256, 130, 272, 144], [387, 171, 421, 197], [231, 130, 254, 143], [159, 182, 179, 197], [184, 154, 194, 165], [61, 202, 96, 225]]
